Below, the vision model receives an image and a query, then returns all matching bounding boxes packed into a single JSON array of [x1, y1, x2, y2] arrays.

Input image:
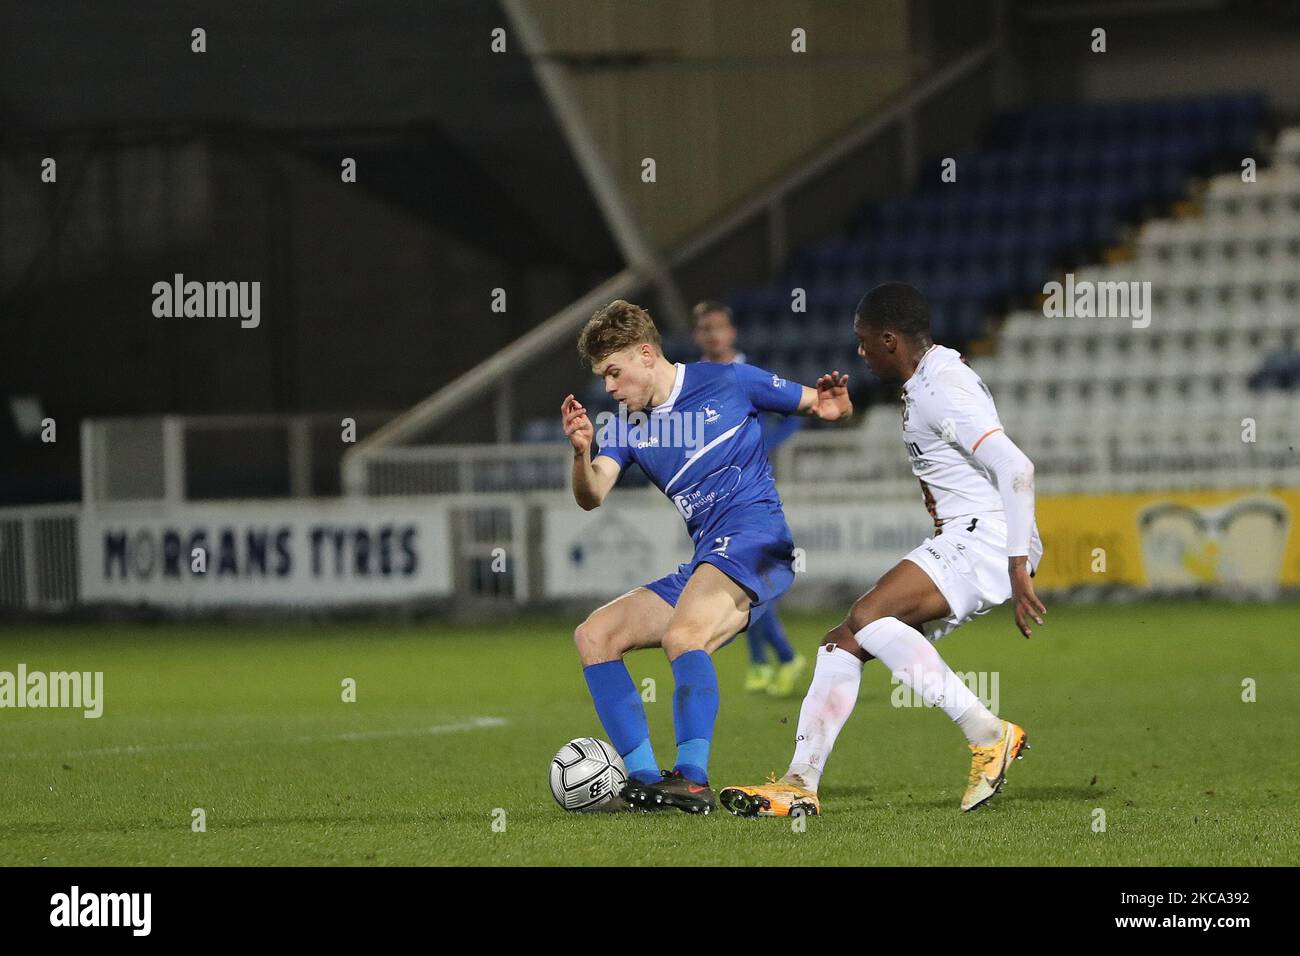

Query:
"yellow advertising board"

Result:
[[1035, 488, 1300, 591]]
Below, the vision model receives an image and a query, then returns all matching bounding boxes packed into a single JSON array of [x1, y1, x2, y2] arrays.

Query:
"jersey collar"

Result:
[[650, 362, 685, 415], [902, 344, 940, 395]]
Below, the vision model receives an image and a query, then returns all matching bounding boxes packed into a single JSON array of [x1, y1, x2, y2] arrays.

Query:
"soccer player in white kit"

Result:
[[720, 282, 1047, 815]]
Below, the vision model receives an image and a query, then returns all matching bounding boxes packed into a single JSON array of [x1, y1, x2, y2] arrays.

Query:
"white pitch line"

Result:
[[0, 716, 509, 760]]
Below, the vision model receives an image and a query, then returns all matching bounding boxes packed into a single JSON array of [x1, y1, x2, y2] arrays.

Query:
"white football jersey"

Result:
[[900, 344, 1008, 528]]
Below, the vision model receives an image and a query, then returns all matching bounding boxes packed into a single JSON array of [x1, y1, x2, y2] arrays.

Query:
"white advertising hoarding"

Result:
[[543, 503, 695, 598], [541, 497, 933, 598], [79, 500, 452, 606], [784, 502, 935, 583]]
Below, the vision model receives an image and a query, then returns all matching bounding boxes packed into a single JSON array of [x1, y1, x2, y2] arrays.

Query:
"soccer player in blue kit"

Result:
[[561, 299, 852, 814]]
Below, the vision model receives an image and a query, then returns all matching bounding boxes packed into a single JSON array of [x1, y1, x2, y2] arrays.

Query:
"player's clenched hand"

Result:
[[562, 394, 594, 456], [1009, 558, 1046, 638], [812, 371, 852, 421]]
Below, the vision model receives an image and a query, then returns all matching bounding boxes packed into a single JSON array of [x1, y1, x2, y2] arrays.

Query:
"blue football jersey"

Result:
[[731, 351, 803, 453], [593, 361, 802, 544]]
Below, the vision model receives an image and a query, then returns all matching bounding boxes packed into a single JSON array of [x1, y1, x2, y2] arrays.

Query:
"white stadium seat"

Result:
[[973, 126, 1300, 494]]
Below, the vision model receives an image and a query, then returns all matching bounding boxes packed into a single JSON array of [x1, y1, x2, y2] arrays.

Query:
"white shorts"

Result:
[[904, 514, 1044, 642]]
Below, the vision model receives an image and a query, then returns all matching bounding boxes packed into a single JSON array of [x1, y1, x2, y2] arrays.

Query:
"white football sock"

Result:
[[785, 645, 863, 791], [854, 616, 1003, 747]]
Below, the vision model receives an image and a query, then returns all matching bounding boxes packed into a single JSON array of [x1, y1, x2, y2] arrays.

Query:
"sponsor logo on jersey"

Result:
[[671, 465, 742, 521]]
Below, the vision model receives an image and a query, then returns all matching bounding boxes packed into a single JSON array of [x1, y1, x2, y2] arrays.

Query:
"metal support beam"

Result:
[[342, 268, 643, 494], [20, 517, 38, 610], [80, 418, 96, 505], [287, 416, 313, 497], [341, 39, 997, 496], [495, 379, 514, 445], [500, 0, 688, 329], [161, 415, 186, 504]]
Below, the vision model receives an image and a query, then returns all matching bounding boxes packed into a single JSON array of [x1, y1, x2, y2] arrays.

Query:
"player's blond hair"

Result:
[[577, 299, 663, 367]]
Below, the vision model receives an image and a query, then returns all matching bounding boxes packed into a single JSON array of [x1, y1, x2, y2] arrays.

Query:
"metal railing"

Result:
[[361, 443, 572, 497], [346, 421, 1300, 501], [341, 269, 643, 494], [83, 411, 398, 504], [0, 504, 80, 611]]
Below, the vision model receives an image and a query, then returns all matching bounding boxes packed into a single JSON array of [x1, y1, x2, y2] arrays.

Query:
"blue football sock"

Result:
[[745, 628, 767, 665], [670, 649, 720, 785], [759, 610, 796, 664], [583, 661, 660, 784]]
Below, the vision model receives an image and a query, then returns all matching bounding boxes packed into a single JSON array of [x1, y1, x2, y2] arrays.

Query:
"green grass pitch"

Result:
[[1, 599, 1297, 866]]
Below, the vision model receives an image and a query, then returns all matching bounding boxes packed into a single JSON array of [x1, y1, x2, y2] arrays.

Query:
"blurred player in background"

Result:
[[692, 300, 807, 697], [720, 282, 1047, 817], [561, 299, 852, 814]]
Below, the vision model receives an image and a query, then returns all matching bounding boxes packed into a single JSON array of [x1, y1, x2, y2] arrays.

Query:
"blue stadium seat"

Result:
[[1249, 350, 1300, 391], [718, 92, 1269, 355]]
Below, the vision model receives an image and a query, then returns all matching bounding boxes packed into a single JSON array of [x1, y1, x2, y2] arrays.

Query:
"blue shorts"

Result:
[[644, 521, 796, 632]]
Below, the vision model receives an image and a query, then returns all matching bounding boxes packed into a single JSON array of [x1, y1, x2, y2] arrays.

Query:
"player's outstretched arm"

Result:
[[797, 371, 853, 421], [562, 394, 618, 510]]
